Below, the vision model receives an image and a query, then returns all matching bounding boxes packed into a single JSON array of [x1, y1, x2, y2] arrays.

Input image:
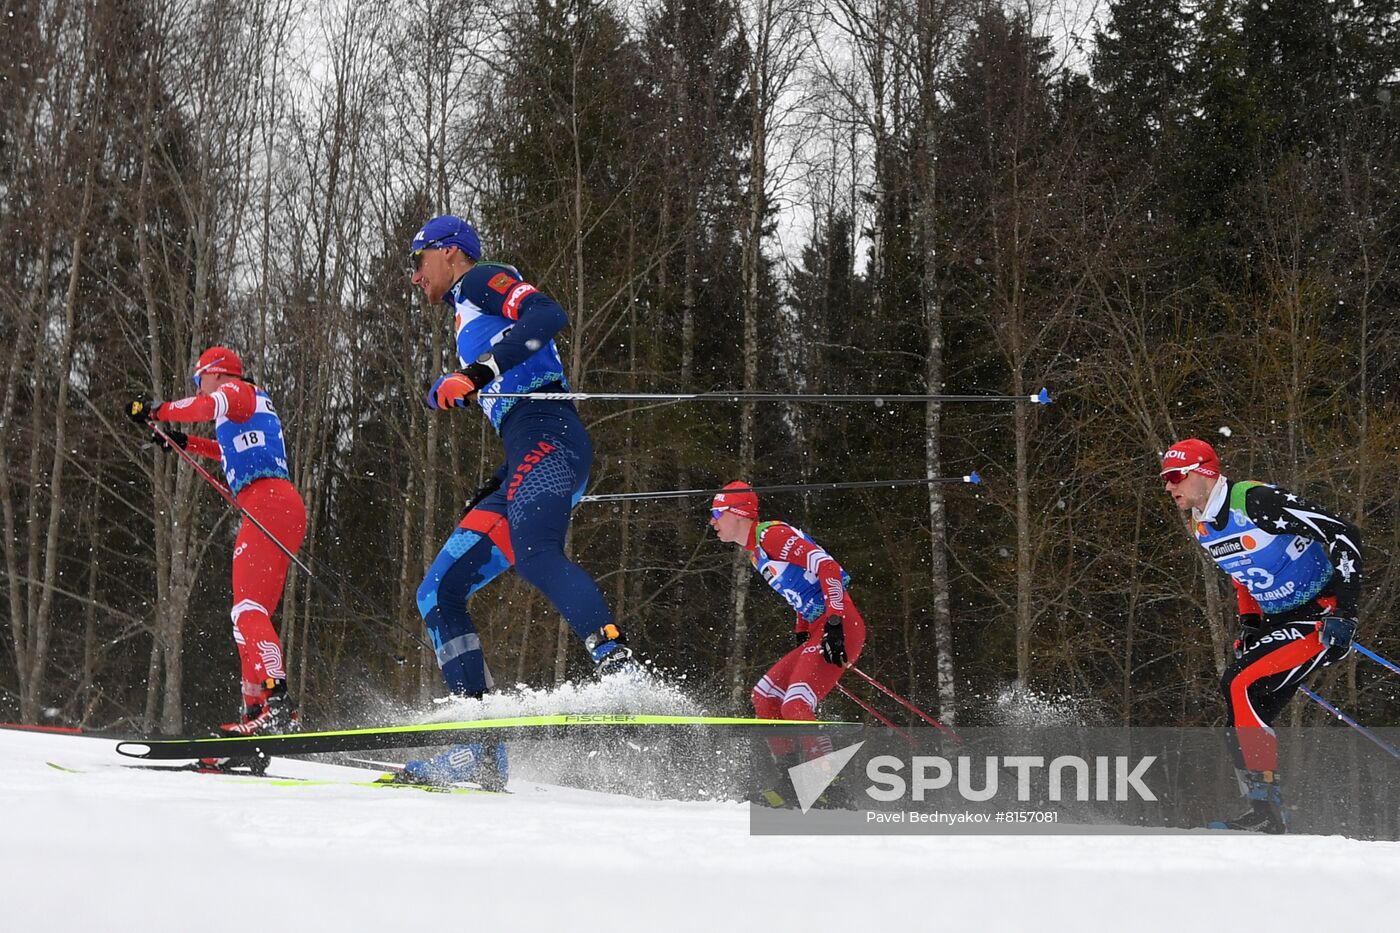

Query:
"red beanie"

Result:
[[712, 481, 759, 519], [1160, 439, 1221, 478], [193, 346, 244, 383]]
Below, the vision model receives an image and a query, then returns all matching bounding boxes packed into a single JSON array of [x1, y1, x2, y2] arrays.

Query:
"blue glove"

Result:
[[428, 372, 476, 409]]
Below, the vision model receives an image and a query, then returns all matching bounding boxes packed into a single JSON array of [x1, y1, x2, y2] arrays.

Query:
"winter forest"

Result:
[[2, 0, 1398, 737]]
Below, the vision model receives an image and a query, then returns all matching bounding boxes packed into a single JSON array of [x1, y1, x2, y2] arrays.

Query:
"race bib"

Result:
[[232, 430, 266, 452]]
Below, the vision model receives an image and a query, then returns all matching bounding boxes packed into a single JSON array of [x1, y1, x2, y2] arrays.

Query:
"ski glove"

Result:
[[428, 361, 498, 410], [819, 613, 848, 666], [465, 474, 504, 513], [151, 428, 188, 453], [1233, 613, 1266, 660], [127, 395, 161, 424], [1320, 616, 1357, 651]]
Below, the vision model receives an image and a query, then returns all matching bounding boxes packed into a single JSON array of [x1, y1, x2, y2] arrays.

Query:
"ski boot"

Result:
[[809, 780, 857, 811], [219, 681, 300, 736], [752, 750, 857, 810], [1214, 769, 1287, 834], [200, 680, 299, 775], [587, 624, 644, 679], [390, 742, 510, 791], [751, 750, 803, 809]]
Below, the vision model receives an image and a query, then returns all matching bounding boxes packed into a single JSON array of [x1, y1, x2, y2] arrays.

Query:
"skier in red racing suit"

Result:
[[127, 346, 306, 740], [710, 481, 865, 803]]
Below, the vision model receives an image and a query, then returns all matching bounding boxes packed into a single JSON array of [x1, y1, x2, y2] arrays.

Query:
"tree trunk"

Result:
[[1014, 373, 1031, 684], [1123, 495, 1145, 724], [20, 168, 93, 722], [727, 51, 766, 707], [556, 58, 590, 686], [1, 234, 48, 723], [917, 3, 955, 724]]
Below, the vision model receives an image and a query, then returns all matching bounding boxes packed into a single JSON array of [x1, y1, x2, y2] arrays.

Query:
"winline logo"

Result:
[[791, 744, 1159, 812]]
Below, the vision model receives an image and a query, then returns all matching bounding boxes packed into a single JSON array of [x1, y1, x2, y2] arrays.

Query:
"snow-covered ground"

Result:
[[3, 724, 1398, 933]]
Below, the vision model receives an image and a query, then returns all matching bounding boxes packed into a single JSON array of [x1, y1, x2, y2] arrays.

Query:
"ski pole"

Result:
[[149, 425, 279, 534], [849, 666, 963, 741], [145, 422, 424, 661], [835, 682, 915, 745], [1299, 686, 1400, 763], [580, 473, 982, 504], [480, 388, 1053, 405], [1354, 642, 1400, 679], [149, 422, 315, 581]]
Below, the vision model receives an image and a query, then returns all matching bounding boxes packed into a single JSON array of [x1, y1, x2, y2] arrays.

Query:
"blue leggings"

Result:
[[416, 402, 614, 695]]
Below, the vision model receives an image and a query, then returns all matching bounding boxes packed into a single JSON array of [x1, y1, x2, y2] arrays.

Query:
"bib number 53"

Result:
[[1231, 566, 1276, 591]]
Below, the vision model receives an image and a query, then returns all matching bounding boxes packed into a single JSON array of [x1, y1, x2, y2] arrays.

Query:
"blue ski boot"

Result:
[[1213, 769, 1287, 834], [394, 742, 509, 791], [587, 624, 643, 678]]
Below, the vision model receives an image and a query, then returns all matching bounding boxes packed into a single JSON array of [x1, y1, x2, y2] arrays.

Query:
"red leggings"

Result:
[[752, 603, 866, 758], [231, 478, 306, 707]]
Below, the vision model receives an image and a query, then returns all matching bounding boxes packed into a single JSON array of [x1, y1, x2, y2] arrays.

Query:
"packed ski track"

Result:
[[4, 717, 1398, 933]]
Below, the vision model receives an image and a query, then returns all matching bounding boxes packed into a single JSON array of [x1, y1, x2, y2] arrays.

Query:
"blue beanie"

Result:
[[410, 215, 482, 261]]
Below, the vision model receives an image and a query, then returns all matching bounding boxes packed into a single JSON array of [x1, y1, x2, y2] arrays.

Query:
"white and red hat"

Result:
[[1160, 438, 1221, 480], [192, 346, 244, 386], [712, 481, 759, 519]]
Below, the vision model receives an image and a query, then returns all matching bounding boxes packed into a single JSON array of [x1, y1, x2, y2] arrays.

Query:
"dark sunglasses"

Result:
[[410, 237, 450, 273]]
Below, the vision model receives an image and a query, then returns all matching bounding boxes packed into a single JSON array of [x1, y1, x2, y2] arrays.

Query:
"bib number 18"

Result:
[[233, 430, 265, 452]]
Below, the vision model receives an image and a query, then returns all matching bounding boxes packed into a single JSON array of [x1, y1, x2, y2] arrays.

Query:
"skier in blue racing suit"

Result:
[[394, 215, 640, 788]]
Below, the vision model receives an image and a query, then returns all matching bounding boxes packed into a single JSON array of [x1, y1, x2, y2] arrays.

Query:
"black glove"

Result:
[[462, 359, 497, 389], [819, 613, 848, 666], [127, 395, 160, 425], [465, 474, 504, 513], [792, 629, 809, 649], [1320, 616, 1357, 651], [1233, 613, 1265, 659], [151, 428, 188, 453]]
